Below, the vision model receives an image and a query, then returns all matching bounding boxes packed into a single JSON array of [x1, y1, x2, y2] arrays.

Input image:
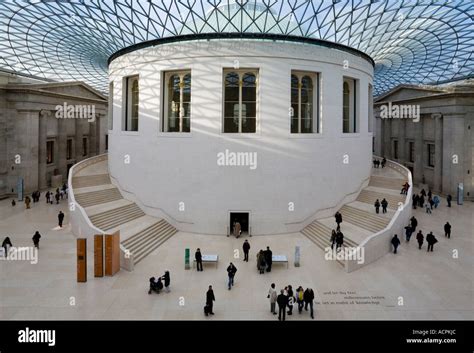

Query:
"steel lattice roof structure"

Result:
[[0, 0, 472, 96]]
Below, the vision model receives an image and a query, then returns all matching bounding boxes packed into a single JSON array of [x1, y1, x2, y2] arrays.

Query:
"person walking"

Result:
[[257, 250, 266, 274], [55, 192, 60, 204], [233, 220, 241, 238], [404, 224, 413, 242], [45, 191, 51, 204], [267, 283, 277, 315], [226, 262, 237, 290], [58, 211, 65, 228], [162, 270, 170, 292], [195, 248, 203, 272], [277, 290, 288, 321], [2, 237, 12, 258], [374, 199, 380, 214], [426, 232, 437, 252], [25, 196, 31, 209], [416, 231, 424, 250], [381, 198, 388, 214], [330, 229, 337, 250], [11, 199, 16, 207], [444, 222, 451, 238], [304, 288, 315, 319], [425, 202, 432, 214], [32, 231, 41, 249], [447, 194, 452, 207], [410, 216, 418, 232], [296, 286, 305, 314], [391, 234, 401, 254], [336, 231, 344, 251], [205, 285, 215, 316], [287, 285, 294, 316], [335, 211, 342, 231], [242, 240, 250, 262], [264, 246, 272, 272]]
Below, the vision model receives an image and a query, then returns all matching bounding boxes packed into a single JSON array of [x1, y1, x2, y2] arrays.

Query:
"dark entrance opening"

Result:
[[230, 212, 249, 234]]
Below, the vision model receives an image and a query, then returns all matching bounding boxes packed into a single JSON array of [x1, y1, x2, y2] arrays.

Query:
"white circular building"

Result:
[[107, 4, 374, 236]]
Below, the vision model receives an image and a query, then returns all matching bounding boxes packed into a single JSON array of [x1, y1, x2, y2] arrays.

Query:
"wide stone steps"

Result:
[[89, 203, 145, 231], [121, 219, 177, 265], [368, 176, 405, 190], [74, 187, 123, 207], [339, 205, 390, 233], [72, 174, 111, 188], [302, 221, 358, 249], [357, 190, 406, 209]]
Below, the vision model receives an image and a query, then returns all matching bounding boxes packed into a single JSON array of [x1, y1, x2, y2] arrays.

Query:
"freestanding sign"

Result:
[[457, 183, 464, 205], [105, 231, 120, 276], [94, 234, 104, 277], [77, 238, 87, 282], [294, 246, 300, 267], [17, 177, 24, 201], [185, 248, 190, 270]]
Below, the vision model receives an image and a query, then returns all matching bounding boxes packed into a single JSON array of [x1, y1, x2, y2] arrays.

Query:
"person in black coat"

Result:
[[334, 211, 342, 231], [391, 234, 401, 254], [336, 231, 344, 251], [374, 199, 380, 214], [32, 231, 41, 249], [264, 246, 272, 272], [58, 211, 65, 228], [404, 224, 413, 242], [447, 194, 452, 207], [242, 240, 250, 262], [330, 230, 337, 250], [426, 232, 437, 252], [277, 290, 288, 321], [381, 198, 388, 214], [412, 194, 417, 209], [416, 231, 424, 250], [162, 271, 170, 292], [226, 263, 237, 290], [444, 222, 451, 238], [206, 285, 215, 315], [2, 236, 12, 257], [195, 248, 203, 271], [410, 216, 418, 232], [303, 288, 315, 319]]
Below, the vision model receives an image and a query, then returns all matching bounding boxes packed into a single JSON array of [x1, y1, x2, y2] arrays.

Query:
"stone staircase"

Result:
[[121, 219, 177, 265], [72, 159, 177, 269], [356, 190, 405, 210], [368, 175, 405, 190], [89, 203, 145, 231], [339, 205, 390, 233]]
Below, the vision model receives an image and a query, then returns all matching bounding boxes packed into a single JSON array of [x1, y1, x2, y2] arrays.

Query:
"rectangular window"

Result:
[[46, 141, 54, 164], [343, 77, 358, 133], [223, 69, 258, 133], [291, 71, 319, 134], [123, 75, 139, 131], [393, 140, 398, 159], [409, 141, 415, 163], [108, 81, 114, 130], [66, 139, 72, 160], [162, 71, 191, 132], [82, 137, 88, 156], [105, 134, 108, 151], [368, 84, 373, 133], [428, 143, 435, 167]]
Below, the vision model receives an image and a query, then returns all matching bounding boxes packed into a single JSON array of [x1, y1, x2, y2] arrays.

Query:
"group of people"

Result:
[[256, 247, 272, 274], [412, 188, 441, 214], [1, 231, 42, 257], [374, 198, 388, 214], [372, 157, 386, 168], [15, 184, 68, 210], [268, 283, 315, 320], [331, 212, 345, 250], [148, 271, 171, 294]]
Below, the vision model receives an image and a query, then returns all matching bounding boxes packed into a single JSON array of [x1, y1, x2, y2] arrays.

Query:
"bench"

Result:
[[272, 255, 288, 269], [193, 254, 218, 269]]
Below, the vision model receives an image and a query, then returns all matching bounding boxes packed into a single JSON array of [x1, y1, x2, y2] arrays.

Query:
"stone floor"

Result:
[[0, 191, 472, 320]]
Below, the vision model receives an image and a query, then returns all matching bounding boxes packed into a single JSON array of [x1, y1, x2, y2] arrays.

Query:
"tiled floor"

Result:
[[0, 190, 472, 320]]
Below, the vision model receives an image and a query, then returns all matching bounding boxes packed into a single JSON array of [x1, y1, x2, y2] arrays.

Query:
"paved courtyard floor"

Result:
[[0, 192, 472, 320]]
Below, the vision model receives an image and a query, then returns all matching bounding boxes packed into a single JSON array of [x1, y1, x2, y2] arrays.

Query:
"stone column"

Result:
[[433, 114, 443, 193], [75, 118, 84, 162], [57, 117, 68, 182], [413, 115, 424, 184], [89, 118, 97, 157], [398, 119, 406, 162], [382, 118, 392, 158], [38, 110, 49, 190]]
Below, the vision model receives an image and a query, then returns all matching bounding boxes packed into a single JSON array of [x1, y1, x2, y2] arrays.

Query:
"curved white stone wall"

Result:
[[108, 39, 374, 235]]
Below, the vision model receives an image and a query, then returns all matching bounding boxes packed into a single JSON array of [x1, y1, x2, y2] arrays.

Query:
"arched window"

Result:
[[123, 75, 139, 131], [224, 69, 258, 133], [164, 71, 191, 132], [290, 72, 318, 133], [342, 77, 358, 133]]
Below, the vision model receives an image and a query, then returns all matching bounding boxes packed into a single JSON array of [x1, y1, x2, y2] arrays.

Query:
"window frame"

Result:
[[82, 137, 88, 157], [427, 143, 435, 167], [393, 139, 399, 160], [122, 75, 139, 132], [408, 141, 415, 163], [342, 77, 359, 134], [222, 68, 259, 134], [66, 138, 73, 160], [162, 70, 192, 133], [46, 140, 54, 164], [108, 81, 114, 131], [290, 71, 319, 134]]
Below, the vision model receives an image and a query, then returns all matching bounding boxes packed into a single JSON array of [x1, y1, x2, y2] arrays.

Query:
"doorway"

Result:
[[230, 212, 249, 235]]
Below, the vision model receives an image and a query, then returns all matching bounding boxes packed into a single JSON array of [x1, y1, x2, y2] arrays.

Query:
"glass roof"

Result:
[[0, 0, 472, 96]]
